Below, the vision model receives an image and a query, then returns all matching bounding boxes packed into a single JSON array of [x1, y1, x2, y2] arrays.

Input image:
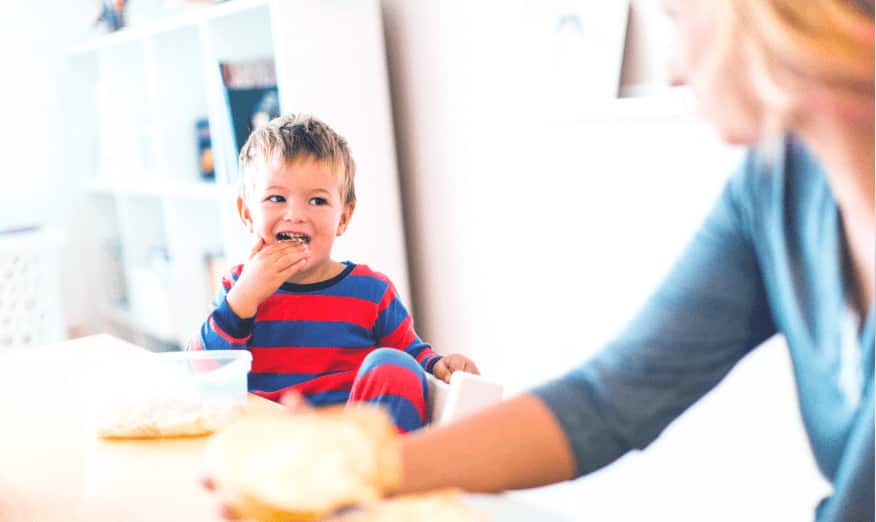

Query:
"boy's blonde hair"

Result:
[[238, 114, 356, 205], [708, 0, 874, 136]]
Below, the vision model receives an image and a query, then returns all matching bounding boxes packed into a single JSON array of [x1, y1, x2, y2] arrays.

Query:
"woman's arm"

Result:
[[396, 157, 778, 492], [397, 393, 576, 494]]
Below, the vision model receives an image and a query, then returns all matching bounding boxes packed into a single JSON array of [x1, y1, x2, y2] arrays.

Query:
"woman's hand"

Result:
[[226, 237, 310, 318], [432, 354, 480, 384]]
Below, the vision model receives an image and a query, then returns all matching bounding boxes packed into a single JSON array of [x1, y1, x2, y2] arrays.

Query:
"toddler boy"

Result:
[[188, 114, 478, 432]]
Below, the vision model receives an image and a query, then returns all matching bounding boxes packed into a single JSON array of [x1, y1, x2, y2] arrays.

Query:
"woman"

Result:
[[208, 0, 873, 519], [397, 0, 874, 520]]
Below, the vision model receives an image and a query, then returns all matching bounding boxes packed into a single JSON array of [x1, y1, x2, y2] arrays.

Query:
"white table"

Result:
[[0, 334, 571, 521]]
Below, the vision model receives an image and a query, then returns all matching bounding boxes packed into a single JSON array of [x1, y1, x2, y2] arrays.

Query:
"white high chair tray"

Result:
[[426, 371, 505, 426]]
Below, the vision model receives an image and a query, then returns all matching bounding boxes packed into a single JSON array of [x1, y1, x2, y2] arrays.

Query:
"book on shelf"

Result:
[[219, 59, 280, 183], [196, 117, 215, 181]]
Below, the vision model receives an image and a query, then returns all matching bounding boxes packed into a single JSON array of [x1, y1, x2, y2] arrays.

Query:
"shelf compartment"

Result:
[[205, 3, 274, 64], [150, 25, 212, 185], [94, 40, 154, 183], [202, 3, 276, 186], [164, 198, 227, 346], [87, 178, 229, 200], [83, 195, 128, 310], [64, 0, 272, 57]]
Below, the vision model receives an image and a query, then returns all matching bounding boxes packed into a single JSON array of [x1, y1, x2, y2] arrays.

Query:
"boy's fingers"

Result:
[[248, 237, 265, 258], [266, 242, 307, 263], [280, 255, 309, 275], [433, 360, 451, 383], [260, 236, 304, 254], [463, 358, 480, 375], [444, 355, 479, 376]]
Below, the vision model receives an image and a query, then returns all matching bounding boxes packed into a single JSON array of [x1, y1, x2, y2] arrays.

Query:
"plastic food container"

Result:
[[88, 350, 252, 439]]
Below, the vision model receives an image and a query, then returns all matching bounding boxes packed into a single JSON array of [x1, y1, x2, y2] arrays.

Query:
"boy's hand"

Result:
[[226, 237, 310, 318], [432, 353, 480, 384]]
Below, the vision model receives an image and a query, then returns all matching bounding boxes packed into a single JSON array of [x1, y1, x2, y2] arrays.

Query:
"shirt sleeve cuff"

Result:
[[423, 354, 443, 373], [212, 296, 255, 340], [531, 376, 630, 477]]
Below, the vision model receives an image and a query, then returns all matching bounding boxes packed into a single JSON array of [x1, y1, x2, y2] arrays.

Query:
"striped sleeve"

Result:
[[185, 265, 254, 351], [373, 278, 442, 373]]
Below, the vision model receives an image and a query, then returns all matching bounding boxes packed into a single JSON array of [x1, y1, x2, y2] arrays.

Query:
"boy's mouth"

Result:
[[276, 232, 310, 244]]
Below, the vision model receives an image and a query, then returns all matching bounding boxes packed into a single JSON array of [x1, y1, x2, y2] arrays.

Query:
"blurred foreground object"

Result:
[[205, 405, 401, 521], [0, 226, 66, 348], [89, 349, 251, 438]]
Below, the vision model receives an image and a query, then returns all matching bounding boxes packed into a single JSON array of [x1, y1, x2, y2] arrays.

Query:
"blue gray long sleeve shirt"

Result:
[[533, 138, 874, 522]]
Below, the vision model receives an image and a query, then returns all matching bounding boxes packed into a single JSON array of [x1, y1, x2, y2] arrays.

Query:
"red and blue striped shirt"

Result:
[[188, 261, 441, 405]]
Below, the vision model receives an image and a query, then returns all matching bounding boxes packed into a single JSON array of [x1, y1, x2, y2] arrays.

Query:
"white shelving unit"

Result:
[[64, 0, 409, 350]]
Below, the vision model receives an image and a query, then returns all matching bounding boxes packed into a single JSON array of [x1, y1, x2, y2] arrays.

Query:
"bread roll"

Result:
[[205, 405, 400, 521]]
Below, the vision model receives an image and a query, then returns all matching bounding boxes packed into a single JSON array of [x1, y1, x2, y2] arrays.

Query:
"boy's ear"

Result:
[[336, 202, 356, 237], [236, 196, 253, 232]]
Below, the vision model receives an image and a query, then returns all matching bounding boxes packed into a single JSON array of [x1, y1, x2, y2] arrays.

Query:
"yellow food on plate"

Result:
[[204, 405, 400, 522]]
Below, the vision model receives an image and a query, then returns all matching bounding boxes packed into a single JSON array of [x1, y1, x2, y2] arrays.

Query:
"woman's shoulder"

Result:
[[729, 136, 828, 209], [717, 135, 834, 254]]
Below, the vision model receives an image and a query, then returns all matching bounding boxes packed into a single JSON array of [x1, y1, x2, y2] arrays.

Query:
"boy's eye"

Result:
[[309, 197, 327, 206], [265, 195, 285, 203]]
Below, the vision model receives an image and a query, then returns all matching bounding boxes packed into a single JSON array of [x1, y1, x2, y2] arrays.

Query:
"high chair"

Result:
[[425, 371, 504, 426]]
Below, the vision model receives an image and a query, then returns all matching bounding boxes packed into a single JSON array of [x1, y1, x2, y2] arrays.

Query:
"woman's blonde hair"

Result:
[[712, 0, 874, 136]]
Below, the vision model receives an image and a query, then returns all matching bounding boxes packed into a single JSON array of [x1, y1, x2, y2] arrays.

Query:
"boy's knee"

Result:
[[352, 348, 429, 428], [359, 347, 421, 377]]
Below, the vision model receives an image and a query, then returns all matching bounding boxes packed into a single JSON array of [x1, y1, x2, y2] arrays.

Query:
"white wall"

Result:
[[618, 0, 677, 92], [0, 2, 91, 231], [382, 1, 830, 520], [0, 1, 96, 333]]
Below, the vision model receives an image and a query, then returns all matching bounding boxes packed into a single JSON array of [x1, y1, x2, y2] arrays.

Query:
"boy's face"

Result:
[[237, 157, 354, 280]]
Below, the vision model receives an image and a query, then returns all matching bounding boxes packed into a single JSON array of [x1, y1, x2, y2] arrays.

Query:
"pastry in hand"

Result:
[[204, 405, 400, 522]]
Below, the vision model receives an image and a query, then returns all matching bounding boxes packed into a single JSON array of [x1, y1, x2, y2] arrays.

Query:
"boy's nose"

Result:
[[283, 205, 305, 222]]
